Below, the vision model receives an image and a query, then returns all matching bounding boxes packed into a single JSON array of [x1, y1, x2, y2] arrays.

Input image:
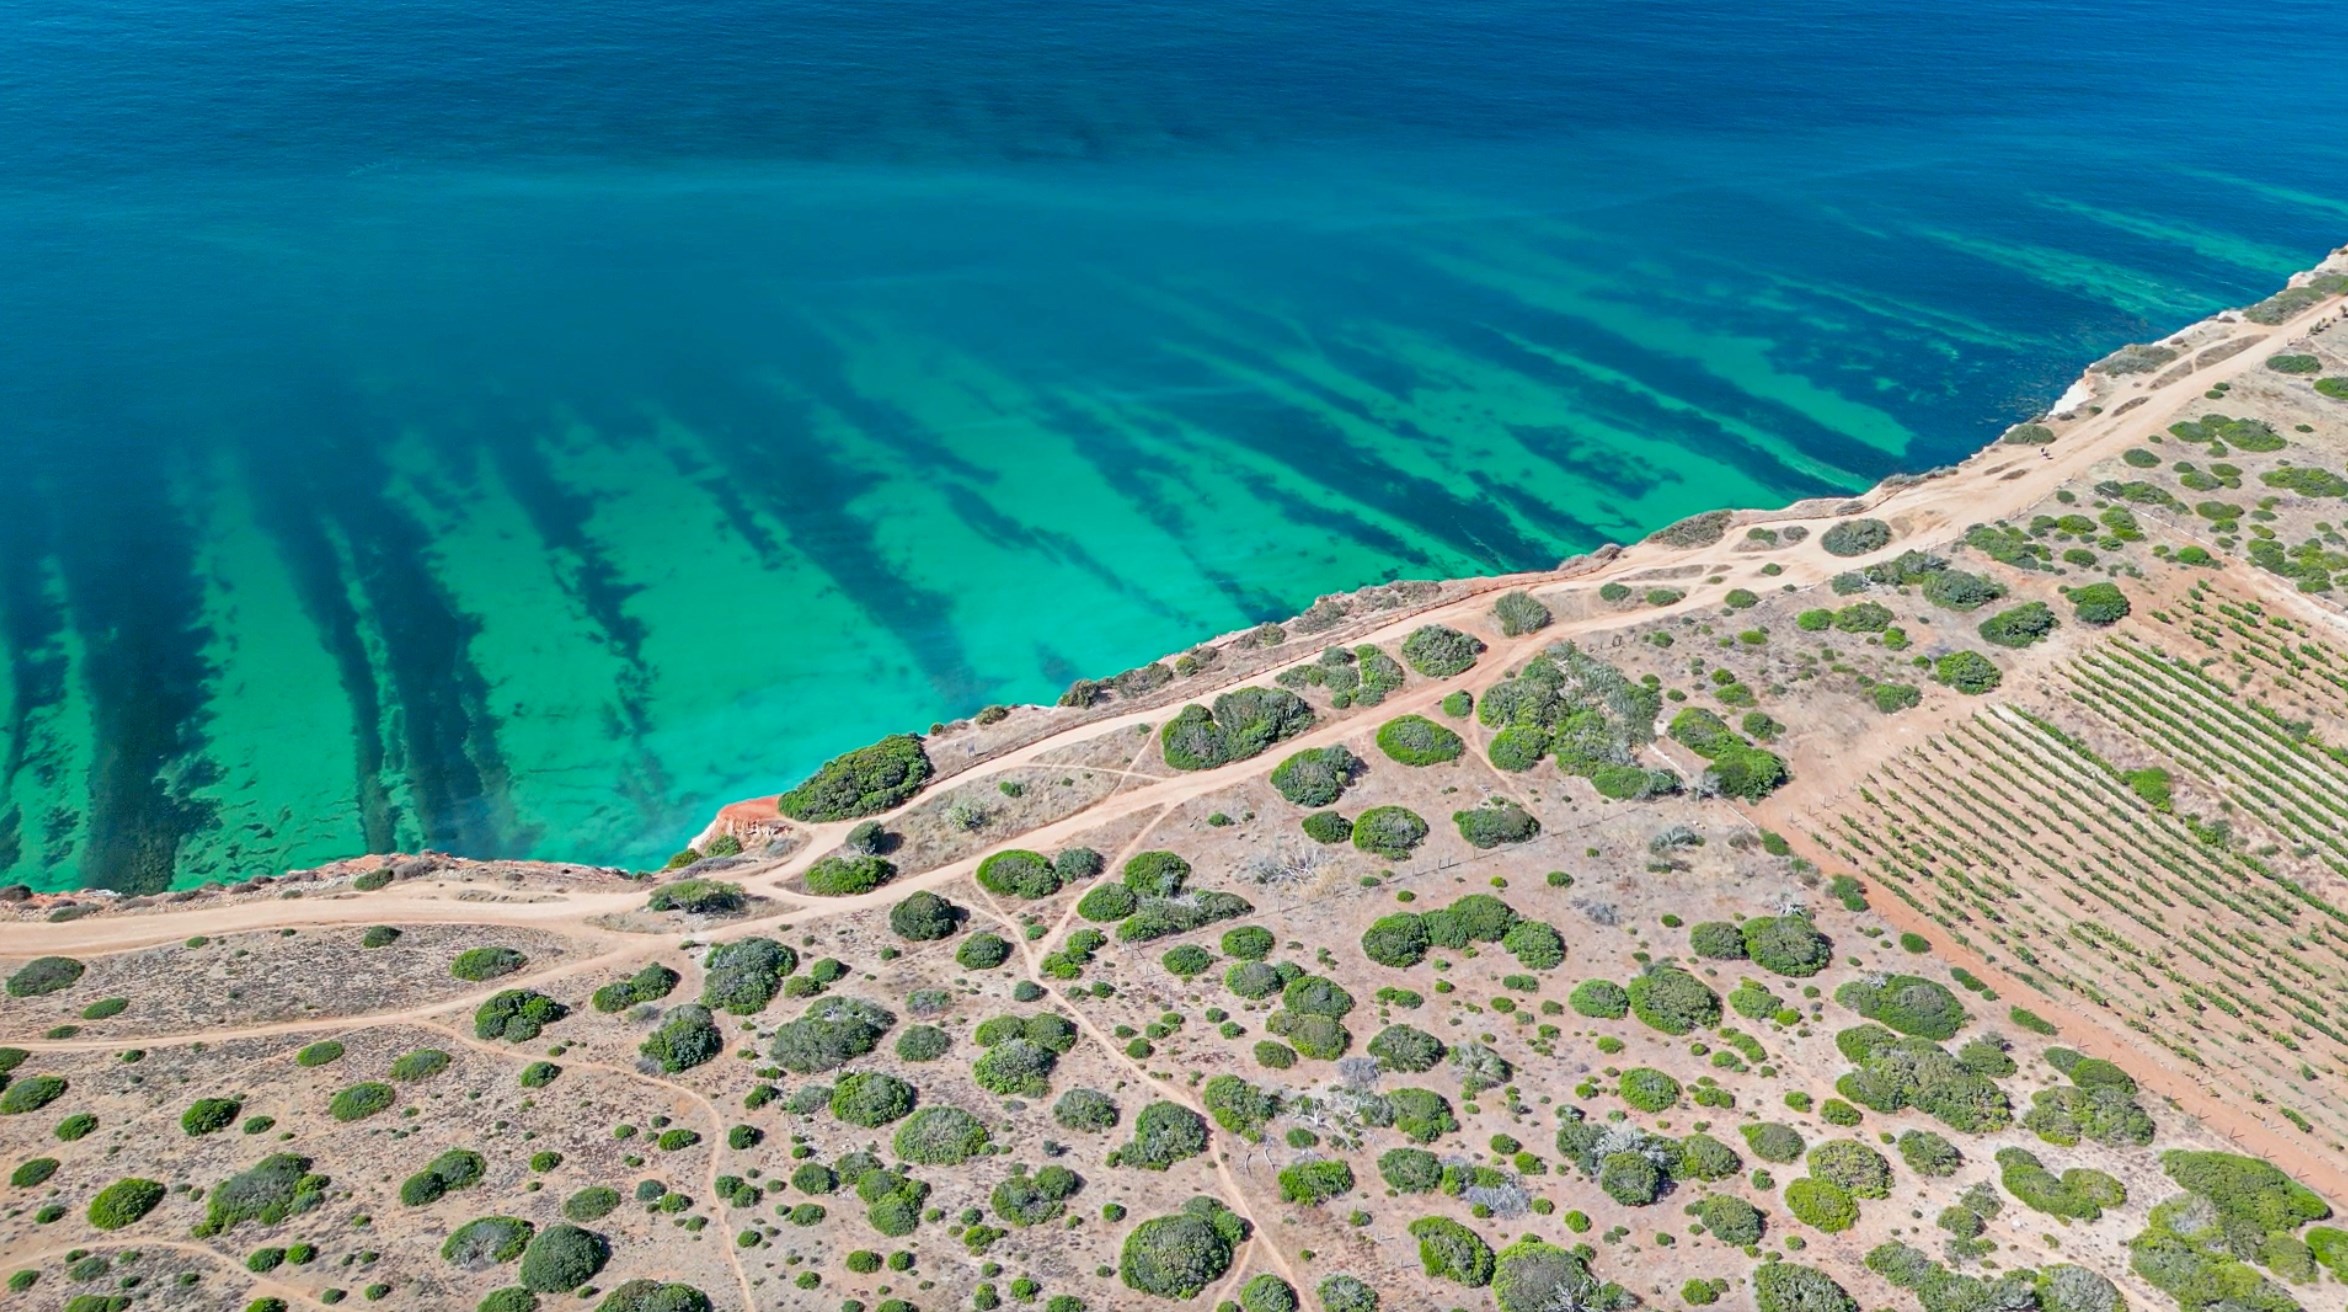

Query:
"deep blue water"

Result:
[[3, 0, 2345, 889]]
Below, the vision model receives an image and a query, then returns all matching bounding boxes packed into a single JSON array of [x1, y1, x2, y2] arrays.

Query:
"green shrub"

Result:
[[79, 996, 127, 1019], [1997, 1148, 2123, 1220], [776, 734, 933, 821], [1202, 1075, 1281, 1140], [196, 1153, 327, 1236], [1871, 682, 1921, 713], [389, 1047, 451, 1081], [1118, 1197, 1244, 1298], [87, 1178, 165, 1230], [183, 1097, 242, 1136], [1401, 625, 1485, 677], [1410, 1215, 1496, 1285], [1754, 1263, 1855, 1312], [1921, 569, 2006, 611], [1599, 1152, 1663, 1206], [1121, 1102, 1209, 1171], [1221, 925, 1274, 960], [769, 997, 894, 1074], [2003, 423, 2056, 444], [805, 856, 895, 896], [1162, 945, 1215, 978], [400, 1149, 487, 1206], [1743, 915, 1831, 976], [1741, 1122, 1805, 1163], [1226, 961, 1285, 1000], [1688, 921, 1745, 960], [1351, 806, 1429, 859], [329, 1082, 396, 1122], [1159, 689, 1314, 770], [1271, 746, 1364, 807], [1619, 1067, 1681, 1112], [5, 956, 84, 997], [12, 1156, 59, 1187], [1493, 592, 1552, 637], [1932, 650, 2002, 695], [1376, 714, 1464, 766], [443, 1216, 536, 1268], [1367, 1024, 1445, 1074], [1052, 1089, 1120, 1134], [1836, 974, 1966, 1039], [2069, 582, 2130, 626], [1379, 1147, 1443, 1193], [1821, 519, 1891, 557], [1389, 1087, 1458, 1143], [594, 1281, 711, 1312], [562, 1186, 621, 1222], [1808, 1140, 1891, 1198], [1628, 965, 1719, 1034], [1491, 1239, 1613, 1312], [991, 1163, 1082, 1227], [2159, 1149, 2327, 1231], [1453, 801, 1539, 848], [956, 933, 1012, 969], [592, 963, 678, 1013], [1355, 913, 1426, 969], [640, 1004, 724, 1073], [1301, 811, 1353, 844], [2267, 353, 2322, 374], [475, 989, 567, 1042], [1278, 1159, 1355, 1206], [1786, 1176, 1857, 1231], [0, 1074, 66, 1115], [1569, 980, 1629, 1019], [647, 878, 748, 914], [1693, 1194, 1764, 1245], [894, 1107, 992, 1165], [517, 1223, 609, 1293], [1977, 601, 2056, 648], [701, 936, 799, 1014], [976, 850, 1060, 900], [1501, 918, 1565, 969], [887, 890, 961, 941], [450, 947, 525, 982], [828, 1072, 916, 1128]]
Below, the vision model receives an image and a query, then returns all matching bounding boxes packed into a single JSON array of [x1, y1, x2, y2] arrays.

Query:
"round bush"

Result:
[[1693, 1194, 1763, 1245], [1221, 926, 1274, 960], [769, 997, 895, 1074], [449, 947, 526, 982], [390, 1048, 452, 1081], [1225, 961, 1285, 1000], [329, 1082, 397, 1123], [831, 1073, 915, 1127], [1688, 921, 1745, 960], [562, 1187, 621, 1222], [1122, 850, 1191, 898], [1052, 1088, 1120, 1133], [1301, 811, 1353, 844], [1569, 980, 1629, 1019], [804, 855, 894, 896], [517, 1224, 608, 1293], [1118, 1205, 1238, 1298], [1075, 883, 1139, 922], [1808, 1140, 1892, 1198], [1162, 945, 1215, 978], [1368, 1024, 1446, 1074], [1743, 915, 1832, 977], [1755, 1263, 1855, 1312], [895, 1024, 951, 1062], [1785, 1176, 1858, 1231], [1241, 1272, 1300, 1312], [1741, 1122, 1806, 1163], [5, 956, 85, 997], [443, 1216, 535, 1267], [893, 1106, 991, 1165], [888, 891, 960, 941], [1627, 966, 1720, 1034], [1599, 1151, 1662, 1206], [976, 850, 1061, 900], [1270, 746, 1363, 808], [2070, 582, 2130, 626], [1618, 1067, 1681, 1112], [1351, 806, 1429, 860], [1376, 715, 1465, 766], [956, 933, 1012, 970], [182, 1097, 242, 1137], [1820, 519, 1891, 557], [595, 1281, 712, 1312], [1933, 650, 2002, 695], [88, 1177, 165, 1230]]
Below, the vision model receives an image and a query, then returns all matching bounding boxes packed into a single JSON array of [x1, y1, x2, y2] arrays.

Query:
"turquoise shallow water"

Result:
[[3, 0, 2346, 889]]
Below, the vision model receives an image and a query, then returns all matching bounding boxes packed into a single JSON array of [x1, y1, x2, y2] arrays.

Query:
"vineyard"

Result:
[[1820, 581, 2348, 1151]]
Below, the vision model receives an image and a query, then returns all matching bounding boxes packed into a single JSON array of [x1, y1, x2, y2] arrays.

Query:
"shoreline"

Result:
[[688, 246, 2348, 855]]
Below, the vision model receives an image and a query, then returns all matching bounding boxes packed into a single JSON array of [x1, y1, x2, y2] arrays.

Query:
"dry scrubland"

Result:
[[5, 259, 2348, 1312]]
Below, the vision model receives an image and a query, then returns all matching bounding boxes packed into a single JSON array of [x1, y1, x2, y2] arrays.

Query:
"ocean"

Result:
[[3, 0, 2345, 890]]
